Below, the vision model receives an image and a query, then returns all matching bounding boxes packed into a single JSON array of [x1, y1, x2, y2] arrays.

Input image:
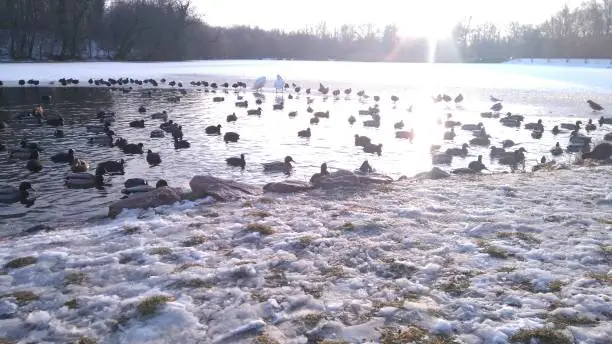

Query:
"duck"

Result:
[[54, 129, 64, 138], [443, 128, 456, 140], [394, 120, 404, 129], [86, 122, 111, 133], [561, 120, 582, 131], [358, 160, 373, 173], [499, 148, 527, 168], [310, 163, 330, 184], [355, 135, 371, 147], [605, 132, 612, 141], [88, 132, 114, 146], [124, 178, 147, 188], [71, 158, 89, 173], [150, 129, 165, 138], [599, 116, 612, 126], [432, 153, 453, 165], [205, 124, 222, 135], [531, 130, 543, 139], [454, 94, 464, 104], [227, 113, 238, 122], [502, 140, 515, 148], [468, 155, 487, 172], [314, 111, 330, 118], [348, 115, 356, 124], [97, 159, 125, 175], [363, 143, 383, 156], [146, 150, 162, 166], [569, 131, 591, 145], [585, 119, 596, 131], [395, 129, 415, 142], [470, 136, 491, 146], [247, 107, 262, 116], [113, 137, 127, 149], [490, 146, 506, 158], [263, 156, 295, 173], [226, 154, 246, 169], [65, 167, 106, 188], [461, 122, 484, 131], [552, 125, 560, 135], [122, 143, 144, 154], [445, 143, 469, 157], [120, 180, 168, 198], [0, 182, 34, 204], [45, 116, 64, 127], [310, 117, 320, 125], [174, 139, 191, 149], [288, 111, 297, 118], [491, 102, 503, 112], [298, 128, 311, 138], [224, 132, 240, 143], [51, 149, 75, 163], [129, 119, 145, 128], [235, 100, 248, 108], [587, 100, 604, 111], [582, 142, 612, 160], [151, 110, 168, 120], [524, 119, 544, 131], [550, 142, 563, 156], [26, 150, 43, 172]]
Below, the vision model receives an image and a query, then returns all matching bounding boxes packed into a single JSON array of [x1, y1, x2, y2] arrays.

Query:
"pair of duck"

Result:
[[226, 155, 296, 173], [51, 149, 90, 172]]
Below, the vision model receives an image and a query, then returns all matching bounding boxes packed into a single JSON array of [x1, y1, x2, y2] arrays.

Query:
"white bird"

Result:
[[274, 74, 285, 94], [253, 76, 266, 91]]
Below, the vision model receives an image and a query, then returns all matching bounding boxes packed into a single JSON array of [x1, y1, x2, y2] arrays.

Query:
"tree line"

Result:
[[1, 0, 611, 62]]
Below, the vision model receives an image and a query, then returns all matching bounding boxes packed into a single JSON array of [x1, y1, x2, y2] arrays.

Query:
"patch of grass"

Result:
[[122, 225, 141, 235], [478, 241, 511, 259], [235, 260, 256, 266], [548, 280, 565, 292], [259, 197, 275, 204], [509, 327, 572, 344], [65, 271, 88, 285], [388, 261, 418, 278], [598, 244, 612, 257], [550, 313, 599, 328], [3, 256, 37, 269], [595, 218, 612, 225], [322, 265, 346, 278], [64, 298, 78, 309], [254, 334, 280, 344], [379, 326, 426, 343], [242, 201, 253, 208], [440, 275, 471, 295], [149, 247, 172, 255], [373, 299, 405, 310], [250, 211, 271, 218], [497, 232, 541, 245], [246, 223, 275, 235], [170, 278, 213, 289], [298, 236, 314, 245], [0, 339, 15, 344], [336, 222, 355, 231], [75, 337, 97, 344], [182, 235, 208, 247], [301, 312, 325, 328], [137, 295, 173, 317], [174, 263, 203, 272], [10, 291, 39, 305], [586, 271, 611, 284], [302, 285, 323, 299], [498, 266, 517, 273]]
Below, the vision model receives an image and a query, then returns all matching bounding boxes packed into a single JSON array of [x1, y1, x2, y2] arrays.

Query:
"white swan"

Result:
[[252, 76, 266, 91]]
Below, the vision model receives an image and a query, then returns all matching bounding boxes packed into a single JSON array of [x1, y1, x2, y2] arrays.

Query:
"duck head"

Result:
[[19, 182, 34, 192], [321, 162, 329, 175], [156, 180, 168, 188], [284, 156, 295, 164], [462, 143, 469, 150], [477, 155, 483, 162]]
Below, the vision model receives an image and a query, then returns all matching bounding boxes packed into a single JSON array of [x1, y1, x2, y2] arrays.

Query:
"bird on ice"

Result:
[[274, 74, 285, 94], [252, 76, 266, 91]]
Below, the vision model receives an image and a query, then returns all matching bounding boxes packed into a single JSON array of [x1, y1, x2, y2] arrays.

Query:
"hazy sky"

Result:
[[192, 0, 583, 35]]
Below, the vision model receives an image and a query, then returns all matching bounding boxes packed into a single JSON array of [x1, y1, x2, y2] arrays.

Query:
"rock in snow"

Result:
[[108, 187, 182, 217], [190, 175, 261, 201]]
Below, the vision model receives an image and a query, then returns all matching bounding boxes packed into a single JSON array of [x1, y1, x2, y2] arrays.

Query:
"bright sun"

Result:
[[393, 6, 455, 40]]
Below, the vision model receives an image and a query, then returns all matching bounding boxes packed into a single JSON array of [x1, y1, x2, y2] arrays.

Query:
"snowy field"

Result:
[[1, 165, 611, 344]]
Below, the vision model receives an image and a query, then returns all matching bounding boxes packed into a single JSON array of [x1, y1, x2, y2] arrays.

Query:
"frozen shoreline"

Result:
[[1, 165, 611, 343]]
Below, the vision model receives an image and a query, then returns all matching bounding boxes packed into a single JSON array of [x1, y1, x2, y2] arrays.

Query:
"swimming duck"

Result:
[[88, 132, 114, 146], [97, 159, 125, 175], [288, 111, 297, 118], [65, 167, 106, 188], [122, 143, 144, 154], [54, 129, 64, 138], [443, 128, 456, 140], [499, 148, 527, 169], [587, 100, 603, 112], [226, 154, 246, 169], [146, 150, 162, 166], [531, 130, 543, 139], [151, 111, 168, 120], [395, 129, 415, 142], [310, 117, 320, 125], [310, 163, 330, 184], [585, 119, 596, 132], [263, 156, 295, 173], [393, 120, 404, 130], [358, 160, 373, 173], [71, 158, 89, 173], [314, 111, 329, 118], [129, 119, 145, 128], [247, 107, 262, 116], [298, 128, 311, 138], [227, 113, 238, 122], [524, 119, 544, 131], [205, 124, 222, 135], [113, 137, 127, 149], [120, 179, 168, 198], [468, 155, 487, 172], [551, 125, 560, 135], [26, 150, 43, 172], [445, 143, 469, 157], [569, 131, 591, 145], [561, 120, 582, 131], [125, 178, 147, 188], [599, 116, 612, 126], [174, 138, 191, 149], [150, 129, 165, 138], [461, 122, 483, 131], [224, 132, 240, 143], [363, 143, 383, 156], [51, 149, 75, 163], [138, 106, 146, 113], [46, 116, 64, 127], [582, 142, 612, 160], [348, 115, 356, 124], [490, 146, 506, 158], [86, 121, 111, 133], [469, 136, 491, 146], [0, 182, 34, 204]]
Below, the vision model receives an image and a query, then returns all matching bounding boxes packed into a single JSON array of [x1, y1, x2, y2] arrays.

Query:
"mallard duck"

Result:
[[0, 182, 33, 203], [71, 158, 89, 173], [26, 150, 42, 172], [468, 155, 487, 172], [65, 168, 106, 188], [205, 124, 222, 135], [310, 163, 330, 184], [298, 128, 311, 138], [51, 149, 75, 163], [226, 154, 246, 169], [263, 156, 295, 173], [146, 150, 162, 166]]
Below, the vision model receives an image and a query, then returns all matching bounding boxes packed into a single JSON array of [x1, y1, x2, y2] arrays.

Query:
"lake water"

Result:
[[0, 60, 611, 235]]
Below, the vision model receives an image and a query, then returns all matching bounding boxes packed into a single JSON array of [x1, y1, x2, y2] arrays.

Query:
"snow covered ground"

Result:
[[505, 58, 612, 69], [1, 165, 611, 343]]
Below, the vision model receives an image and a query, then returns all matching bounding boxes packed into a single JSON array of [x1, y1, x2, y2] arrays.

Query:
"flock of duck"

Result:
[[1, 75, 612, 207]]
